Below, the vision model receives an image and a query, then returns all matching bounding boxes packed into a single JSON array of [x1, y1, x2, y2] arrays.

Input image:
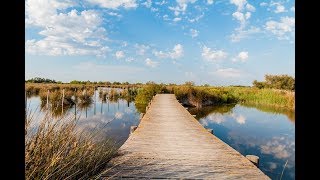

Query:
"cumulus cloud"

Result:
[[231, 113, 246, 124], [134, 44, 150, 55], [200, 114, 226, 126], [154, 44, 184, 59], [115, 51, 125, 59], [145, 58, 159, 67], [87, 0, 137, 9], [274, 5, 286, 13], [261, 136, 294, 159], [265, 16, 295, 40], [201, 46, 227, 62], [233, 51, 249, 62], [190, 29, 199, 38], [25, 0, 109, 57]]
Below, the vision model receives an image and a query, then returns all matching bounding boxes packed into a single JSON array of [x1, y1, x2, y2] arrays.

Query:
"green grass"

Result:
[[225, 87, 295, 110], [25, 112, 116, 179]]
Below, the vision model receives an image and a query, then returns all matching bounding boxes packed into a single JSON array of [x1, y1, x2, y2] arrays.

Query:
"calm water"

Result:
[[27, 89, 294, 179], [188, 104, 295, 179], [26, 88, 141, 147]]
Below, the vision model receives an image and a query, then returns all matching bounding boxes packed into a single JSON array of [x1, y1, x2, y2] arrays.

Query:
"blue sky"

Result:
[[25, 0, 295, 85]]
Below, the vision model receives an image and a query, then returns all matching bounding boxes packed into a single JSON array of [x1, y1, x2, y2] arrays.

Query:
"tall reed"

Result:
[[25, 111, 116, 179]]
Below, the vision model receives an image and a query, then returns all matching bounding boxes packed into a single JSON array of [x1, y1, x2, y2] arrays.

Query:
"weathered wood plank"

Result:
[[101, 94, 270, 179]]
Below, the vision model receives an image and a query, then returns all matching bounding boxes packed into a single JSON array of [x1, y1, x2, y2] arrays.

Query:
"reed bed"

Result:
[[25, 111, 116, 180]]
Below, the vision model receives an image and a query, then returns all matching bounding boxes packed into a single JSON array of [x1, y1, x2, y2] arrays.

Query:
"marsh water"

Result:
[[26, 88, 295, 179]]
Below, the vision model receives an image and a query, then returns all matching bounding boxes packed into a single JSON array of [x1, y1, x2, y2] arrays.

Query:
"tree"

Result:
[[253, 74, 295, 90], [26, 77, 57, 83]]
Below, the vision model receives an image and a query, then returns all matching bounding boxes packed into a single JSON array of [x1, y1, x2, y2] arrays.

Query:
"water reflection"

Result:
[[188, 104, 295, 179], [242, 103, 295, 123], [26, 88, 141, 148]]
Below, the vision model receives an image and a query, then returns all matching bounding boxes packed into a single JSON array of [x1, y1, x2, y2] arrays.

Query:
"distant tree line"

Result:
[[253, 74, 294, 90], [25, 77, 59, 83]]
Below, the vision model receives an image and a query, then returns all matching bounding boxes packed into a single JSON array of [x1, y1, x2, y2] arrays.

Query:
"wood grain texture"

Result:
[[101, 94, 270, 179]]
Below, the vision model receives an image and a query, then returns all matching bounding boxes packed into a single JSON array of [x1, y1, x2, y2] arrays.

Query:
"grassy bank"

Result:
[[225, 87, 295, 110], [134, 85, 294, 110], [25, 112, 116, 179]]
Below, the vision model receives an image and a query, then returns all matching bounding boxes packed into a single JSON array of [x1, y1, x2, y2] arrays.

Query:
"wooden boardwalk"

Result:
[[101, 94, 269, 179]]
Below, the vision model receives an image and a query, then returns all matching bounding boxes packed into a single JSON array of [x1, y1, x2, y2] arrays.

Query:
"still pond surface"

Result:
[[27, 88, 295, 179]]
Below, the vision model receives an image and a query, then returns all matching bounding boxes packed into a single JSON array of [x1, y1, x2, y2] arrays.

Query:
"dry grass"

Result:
[[25, 111, 116, 179]]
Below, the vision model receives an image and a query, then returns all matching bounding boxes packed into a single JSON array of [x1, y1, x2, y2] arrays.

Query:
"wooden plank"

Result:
[[101, 94, 270, 179]]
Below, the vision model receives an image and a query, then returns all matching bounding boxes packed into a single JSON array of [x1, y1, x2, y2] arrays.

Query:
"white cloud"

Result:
[[230, 0, 247, 11], [201, 114, 226, 125], [142, 0, 152, 8], [145, 58, 159, 67], [201, 46, 227, 62], [87, 0, 137, 9], [169, 0, 197, 17], [260, 2, 268, 7], [207, 0, 214, 5], [274, 5, 286, 13], [163, 14, 169, 20], [190, 29, 199, 38], [154, 44, 184, 59], [108, 12, 122, 18], [188, 13, 204, 23], [230, 0, 255, 42], [233, 51, 249, 62], [232, 11, 246, 25], [155, 1, 167, 5], [230, 26, 260, 42], [173, 17, 182, 22], [291, 6, 295, 12], [246, 4, 255, 12], [211, 68, 243, 78], [265, 16, 295, 40], [231, 113, 246, 124], [134, 44, 150, 55], [115, 51, 125, 59], [25, 0, 109, 57], [261, 137, 293, 159], [115, 112, 124, 119]]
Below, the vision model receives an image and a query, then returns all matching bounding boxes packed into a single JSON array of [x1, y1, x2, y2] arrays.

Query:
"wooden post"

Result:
[[140, 113, 144, 119], [62, 89, 65, 114], [74, 103, 77, 120], [246, 155, 259, 167], [101, 100, 103, 114], [130, 126, 137, 135], [206, 128, 213, 134], [94, 87, 96, 115]]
